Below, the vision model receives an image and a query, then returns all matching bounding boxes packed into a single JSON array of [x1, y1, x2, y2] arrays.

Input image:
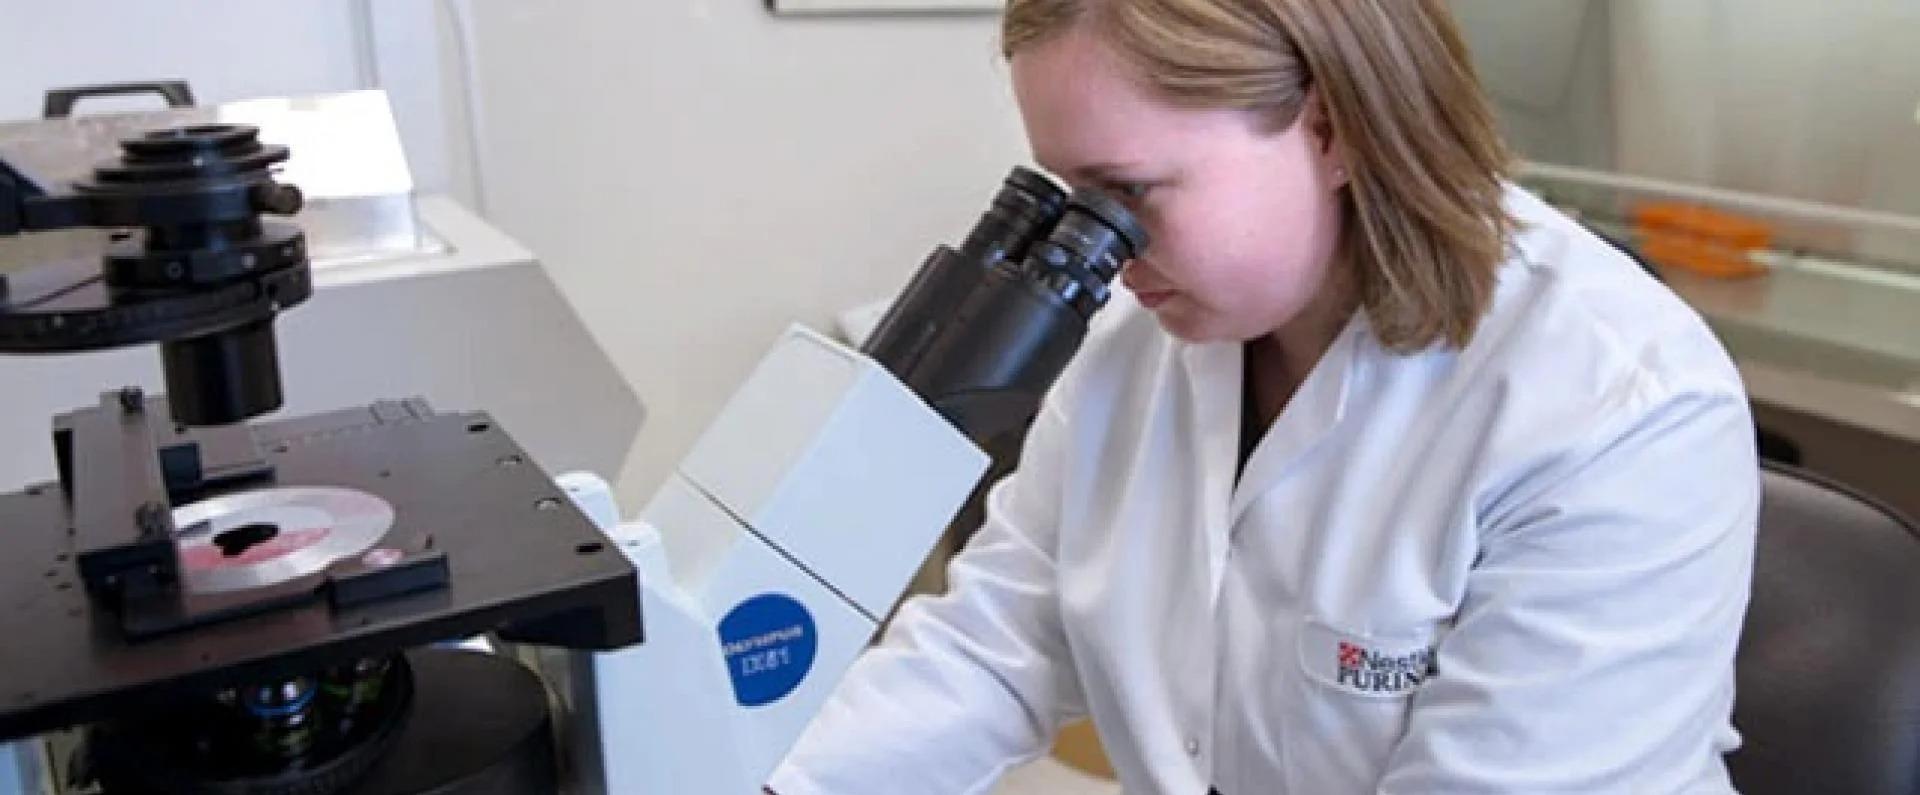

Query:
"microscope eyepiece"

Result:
[[1065, 190, 1149, 261], [861, 168, 1152, 444], [958, 165, 1069, 271], [861, 167, 1071, 373], [1020, 189, 1150, 319]]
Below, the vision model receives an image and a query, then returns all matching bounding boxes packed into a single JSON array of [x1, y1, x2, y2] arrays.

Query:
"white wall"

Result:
[[1452, 0, 1616, 170], [1609, 0, 1920, 214], [459, 1, 1031, 506], [1606, 0, 1920, 261]]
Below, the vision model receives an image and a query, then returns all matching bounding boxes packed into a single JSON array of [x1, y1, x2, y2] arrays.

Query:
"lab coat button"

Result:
[[1184, 738, 1201, 757]]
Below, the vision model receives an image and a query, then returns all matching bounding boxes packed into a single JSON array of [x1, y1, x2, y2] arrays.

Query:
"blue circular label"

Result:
[[717, 593, 818, 707]]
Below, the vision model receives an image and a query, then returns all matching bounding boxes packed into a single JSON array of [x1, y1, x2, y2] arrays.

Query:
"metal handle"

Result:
[[42, 81, 196, 119]]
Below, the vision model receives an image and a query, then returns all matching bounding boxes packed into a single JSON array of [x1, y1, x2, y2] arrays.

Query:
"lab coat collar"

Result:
[[1503, 185, 1560, 269], [1180, 339, 1240, 606], [1178, 311, 1371, 594], [1227, 312, 1369, 524]]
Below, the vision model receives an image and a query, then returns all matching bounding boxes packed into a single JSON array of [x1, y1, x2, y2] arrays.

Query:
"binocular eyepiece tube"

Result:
[[863, 167, 1150, 445]]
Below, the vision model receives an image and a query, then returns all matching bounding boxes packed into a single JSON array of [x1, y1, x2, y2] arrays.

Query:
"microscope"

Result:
[[0, 120, 1143, 793]]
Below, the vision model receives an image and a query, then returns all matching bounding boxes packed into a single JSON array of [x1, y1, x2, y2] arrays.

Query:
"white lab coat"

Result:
[[769, 187, 1758, 794]]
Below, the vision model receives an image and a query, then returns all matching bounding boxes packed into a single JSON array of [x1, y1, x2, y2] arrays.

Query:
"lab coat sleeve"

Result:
[[1379, 382, 1758, 793], [767, 401, 1084, 795]]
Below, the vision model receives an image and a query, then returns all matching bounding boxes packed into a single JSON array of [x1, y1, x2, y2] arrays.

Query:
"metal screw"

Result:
[[118, 387, 145, 412], [535, 497, 562, 512], [135, 500, 170, 536]]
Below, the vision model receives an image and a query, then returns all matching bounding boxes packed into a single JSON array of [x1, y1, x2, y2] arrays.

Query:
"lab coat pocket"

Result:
[[1284, 618, 1438, 790]]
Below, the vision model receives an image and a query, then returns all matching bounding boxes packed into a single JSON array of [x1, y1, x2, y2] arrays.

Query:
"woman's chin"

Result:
[[1151, 307, 1221, 344], [1151, 306, 1265, 345]]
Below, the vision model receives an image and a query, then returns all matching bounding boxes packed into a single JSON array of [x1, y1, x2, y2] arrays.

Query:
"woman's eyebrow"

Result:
[[1030, 161, 1144, 184], [1072, 162, 1145, 181]]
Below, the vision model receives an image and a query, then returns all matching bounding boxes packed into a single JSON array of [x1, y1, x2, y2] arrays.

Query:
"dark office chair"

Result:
[[1726, 463, 1920, 794]]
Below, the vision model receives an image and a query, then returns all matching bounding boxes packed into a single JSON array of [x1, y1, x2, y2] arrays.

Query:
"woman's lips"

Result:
[[1124, 264, 1175, 309], [1134, 289, 1174, 309]]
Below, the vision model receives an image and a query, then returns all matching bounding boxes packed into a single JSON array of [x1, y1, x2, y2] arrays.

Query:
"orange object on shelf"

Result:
[[1630, 201, 1774, 279]]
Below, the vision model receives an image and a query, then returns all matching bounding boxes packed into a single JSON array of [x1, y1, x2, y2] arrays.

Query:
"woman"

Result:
[[772, 0, 1756, 792]]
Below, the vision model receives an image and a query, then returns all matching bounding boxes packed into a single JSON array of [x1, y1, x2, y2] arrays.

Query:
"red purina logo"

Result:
[[1338, 642, 1364, 670]]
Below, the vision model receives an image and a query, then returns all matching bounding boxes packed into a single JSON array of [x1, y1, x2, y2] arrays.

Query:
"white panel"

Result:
[[579, 521, 751, 795], [681, 327, 862, 527], [692, 516, 878, 792], [365, 1, 469, 203], [681, 328, 988, 617], [591, 501, 877, 794], [639, 474, 760, 595], [748, 341, 986, 616]]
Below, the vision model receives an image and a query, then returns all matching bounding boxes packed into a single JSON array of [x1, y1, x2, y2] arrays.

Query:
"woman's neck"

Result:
[[1243, 263, 1358, 431]]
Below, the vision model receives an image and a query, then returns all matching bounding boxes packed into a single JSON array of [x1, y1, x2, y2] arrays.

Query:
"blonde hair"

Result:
[[1004, 0, 1514, 351]]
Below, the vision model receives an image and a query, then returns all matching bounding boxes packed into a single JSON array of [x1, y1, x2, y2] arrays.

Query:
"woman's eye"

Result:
[[1109, 182, 1152, 200]]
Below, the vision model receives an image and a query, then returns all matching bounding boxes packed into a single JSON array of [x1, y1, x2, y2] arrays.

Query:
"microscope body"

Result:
[[543, 326, 988, 794], [536, 170, 1148, 793]]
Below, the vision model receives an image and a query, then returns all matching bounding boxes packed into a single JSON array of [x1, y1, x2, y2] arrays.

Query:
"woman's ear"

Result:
[[1302, 89, 1350, 189]]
